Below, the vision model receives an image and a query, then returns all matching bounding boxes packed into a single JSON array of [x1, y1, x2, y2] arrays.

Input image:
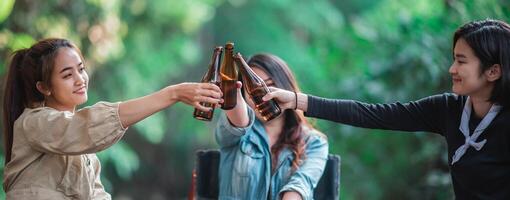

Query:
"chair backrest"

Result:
[[314, 154, 341, 199], [193, 149, 341, 200], [195, 149, 220, 200]]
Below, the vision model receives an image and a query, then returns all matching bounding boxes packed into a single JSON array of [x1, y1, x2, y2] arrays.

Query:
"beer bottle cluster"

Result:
[[193, 42, 281, 121]]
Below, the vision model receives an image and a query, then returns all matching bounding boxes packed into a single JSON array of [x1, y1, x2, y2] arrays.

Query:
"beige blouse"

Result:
[[3, 102, 127, 200]]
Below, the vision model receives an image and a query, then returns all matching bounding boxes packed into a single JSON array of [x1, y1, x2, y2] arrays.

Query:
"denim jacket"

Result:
[[215, 107, 328, 200]]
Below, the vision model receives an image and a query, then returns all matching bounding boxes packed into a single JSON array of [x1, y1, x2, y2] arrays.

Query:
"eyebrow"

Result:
[[263, 78, 273, 83], [59, 62, 83, 74], [454, 54, 467, 59]]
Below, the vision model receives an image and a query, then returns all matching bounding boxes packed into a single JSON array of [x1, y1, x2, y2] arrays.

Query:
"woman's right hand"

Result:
[[169, 82, 223, 111], [262, 87, 308, 111]]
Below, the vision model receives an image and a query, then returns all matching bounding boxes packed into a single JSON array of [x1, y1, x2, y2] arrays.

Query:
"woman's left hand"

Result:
[[281, 191, 303, 200]]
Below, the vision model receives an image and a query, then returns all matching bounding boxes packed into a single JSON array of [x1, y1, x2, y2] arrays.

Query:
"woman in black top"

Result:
[[262, 19, 510, 199]]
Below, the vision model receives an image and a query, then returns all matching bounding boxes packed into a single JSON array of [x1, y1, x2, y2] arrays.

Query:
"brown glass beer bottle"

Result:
[[233, 52, 282, 121], [193, 46, 223, 121], [219, 42, 237, 110]]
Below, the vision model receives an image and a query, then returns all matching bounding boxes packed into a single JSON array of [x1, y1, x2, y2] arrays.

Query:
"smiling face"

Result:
[[42, 47, 88, 111], [449, 38, 494, 100]]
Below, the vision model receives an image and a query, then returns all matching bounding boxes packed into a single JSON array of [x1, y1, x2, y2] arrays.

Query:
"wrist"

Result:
[[293, 91, 298, 110], [166, 85, 179, 102], [296, 93, 308, 111]]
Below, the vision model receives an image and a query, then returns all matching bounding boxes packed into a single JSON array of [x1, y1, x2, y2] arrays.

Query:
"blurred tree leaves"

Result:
[[98, 141, 139, 180], [1, 0, 510, 199], [0, 0, 14, 23]]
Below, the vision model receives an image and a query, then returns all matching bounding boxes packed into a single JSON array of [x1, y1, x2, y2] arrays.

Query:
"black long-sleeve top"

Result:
[[305, 93, 510, 199]]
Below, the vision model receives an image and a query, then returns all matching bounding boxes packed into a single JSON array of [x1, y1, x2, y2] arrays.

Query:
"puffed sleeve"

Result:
[[17, 101, 127, 155]]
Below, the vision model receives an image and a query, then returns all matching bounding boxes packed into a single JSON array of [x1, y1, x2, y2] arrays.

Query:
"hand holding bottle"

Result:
[[262, 87, 308, 112], [234, 53, 281, 121], [170, 82, 223, 111], [194, 46, 223, 121]]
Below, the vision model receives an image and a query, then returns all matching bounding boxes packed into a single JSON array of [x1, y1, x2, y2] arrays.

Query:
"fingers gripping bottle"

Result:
[[193, 46, 223, 121], [233, 52, 281, 121]]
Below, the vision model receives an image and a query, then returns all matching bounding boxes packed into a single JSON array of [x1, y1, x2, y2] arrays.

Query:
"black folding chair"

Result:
[[191, 149, 340, 200]]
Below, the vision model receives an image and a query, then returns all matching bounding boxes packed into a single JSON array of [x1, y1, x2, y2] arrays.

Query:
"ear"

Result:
[[36, 81, 51, 96], [485, 64, 501, 82]]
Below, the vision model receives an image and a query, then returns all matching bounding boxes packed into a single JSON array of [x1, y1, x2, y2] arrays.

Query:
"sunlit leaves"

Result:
[[134, 112, 166, 144], [0, 0, 14, 23], [97, 141, 140, 180], [7, 33, 35, 50], [147, 0, 217, 33]]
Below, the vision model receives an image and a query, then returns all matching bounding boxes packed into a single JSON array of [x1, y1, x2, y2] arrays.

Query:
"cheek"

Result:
[[83, 73, 90, 84]]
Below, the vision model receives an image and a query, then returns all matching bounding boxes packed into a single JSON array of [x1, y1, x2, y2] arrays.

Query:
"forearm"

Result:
[[224, 92, 249, 127], [118, 86, 177, 127], [304, 94, 445, 132]]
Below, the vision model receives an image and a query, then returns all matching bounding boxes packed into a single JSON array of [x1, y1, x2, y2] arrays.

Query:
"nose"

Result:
[[74, 72, 86, 86], [448, 63, 457, 75]]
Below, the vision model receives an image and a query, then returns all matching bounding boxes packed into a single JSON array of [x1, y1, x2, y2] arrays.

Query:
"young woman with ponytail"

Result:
[[2, 38, 222, 199]]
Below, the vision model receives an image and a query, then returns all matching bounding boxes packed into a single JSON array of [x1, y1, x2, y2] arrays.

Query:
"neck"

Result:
[[468, 81, 496, 118], [45, 99, 76, 112], [263, 114, 284, 148], [470, 96, 493, 118]]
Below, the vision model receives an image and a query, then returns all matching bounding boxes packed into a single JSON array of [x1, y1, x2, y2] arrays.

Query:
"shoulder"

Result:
[[16, 106, 71, 122], [15, 101, 118, 126], [417, 93, 462, 102], [78, 101, 119, 111], [302, 126, 328, 146], [414, 93, 466, 109]]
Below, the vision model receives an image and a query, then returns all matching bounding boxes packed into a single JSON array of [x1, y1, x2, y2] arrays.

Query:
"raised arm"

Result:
[[119, 82, 222, 127], [264, 87, 452, 134], [222, 81, 250, 127], [20, 82, 222, 155], [214, 81, 257, 148]]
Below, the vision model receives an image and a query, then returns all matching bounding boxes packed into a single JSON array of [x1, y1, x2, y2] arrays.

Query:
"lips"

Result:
[[452, 77, 462, 83], [74, 86, 87, 94]]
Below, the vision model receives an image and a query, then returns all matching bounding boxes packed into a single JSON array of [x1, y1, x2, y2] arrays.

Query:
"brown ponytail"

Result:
[[3, 49, 31, 164]]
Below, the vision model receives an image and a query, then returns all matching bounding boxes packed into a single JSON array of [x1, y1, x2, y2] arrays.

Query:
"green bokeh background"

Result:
[[1, 0, 509, 199]]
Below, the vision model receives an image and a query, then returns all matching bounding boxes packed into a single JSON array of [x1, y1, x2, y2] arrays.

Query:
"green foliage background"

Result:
[[1, 0, 509, 199]]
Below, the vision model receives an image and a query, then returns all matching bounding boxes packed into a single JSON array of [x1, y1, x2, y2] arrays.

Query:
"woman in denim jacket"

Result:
[[215, 53, 328, 200]]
